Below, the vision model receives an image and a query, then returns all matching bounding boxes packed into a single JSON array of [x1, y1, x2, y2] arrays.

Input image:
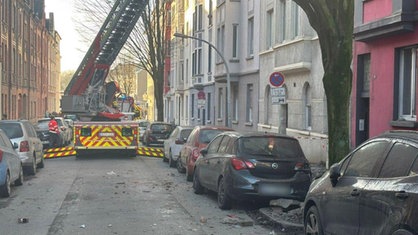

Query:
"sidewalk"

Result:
[[257, 163, 327, 233]]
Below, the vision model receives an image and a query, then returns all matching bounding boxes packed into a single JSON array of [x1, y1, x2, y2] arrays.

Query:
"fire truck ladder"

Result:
[[62, 0, 145, 117]]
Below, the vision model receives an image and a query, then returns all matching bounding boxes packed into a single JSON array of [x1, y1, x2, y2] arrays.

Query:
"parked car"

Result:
[[193, 131, 312, 209], [177, 125, 234, 181], [138, 120, 150, 142], [163, 126, 193, 167], [0, 129, 24, 197], [35, 117, 72, 148], [303, 130, 418, 235], [0, 120, 44, 175], [142, 122, 174, 146]]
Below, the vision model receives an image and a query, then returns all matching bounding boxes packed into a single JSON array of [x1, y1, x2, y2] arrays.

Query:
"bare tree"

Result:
[[293, 0, 354, 165], [123, 0, 168, 121], [108, 59, 137, 96]]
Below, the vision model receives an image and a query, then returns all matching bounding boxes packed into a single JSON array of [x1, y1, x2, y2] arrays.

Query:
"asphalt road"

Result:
[[0, 153, 273, 235]]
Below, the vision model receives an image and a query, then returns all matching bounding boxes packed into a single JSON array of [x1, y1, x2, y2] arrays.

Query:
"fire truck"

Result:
[[61, 0, 146, 157]]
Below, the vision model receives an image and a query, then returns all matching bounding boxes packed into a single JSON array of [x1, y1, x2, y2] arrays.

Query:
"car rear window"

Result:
[[180, 129, 192, 139], [139, 122, 149, 127], [199, 129, 225, 144], [0, 123, 23, 139], [238, 136, 304, 158], [151, 124, 172, 132], [37, 120, 49, 129]]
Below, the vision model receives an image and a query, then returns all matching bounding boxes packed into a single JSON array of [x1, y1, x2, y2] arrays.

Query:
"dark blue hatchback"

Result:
[[193, 131, 312, 210]]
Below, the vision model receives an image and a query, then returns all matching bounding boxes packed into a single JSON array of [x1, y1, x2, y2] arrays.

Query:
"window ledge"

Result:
[[245, 122, 253, 127], [232, 120, 239, 125], [217, 118, 223, 122], [390, 120, 418, 128]]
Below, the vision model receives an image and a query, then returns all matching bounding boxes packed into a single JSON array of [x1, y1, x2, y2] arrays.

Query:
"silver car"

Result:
[[163, 126, 193, 168], [138, 120, 150, 142], [0, 129, 23, 197], [0, 120, 45, 175]]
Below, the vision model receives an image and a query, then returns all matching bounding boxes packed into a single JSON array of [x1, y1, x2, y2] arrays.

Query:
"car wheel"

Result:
[[163, 149, 169, 162], [0, 172, 11, 197], [186, 166, 193, 182], [193, 169, 205, 194], [177, 156, 186, 173], [14, 165, 24, 186], [37, 155, 45, 169], [305, 206, 323, 235], [217, 177, 232, 210], [168, 151, 176, 168], [26, 156, 37, 176]]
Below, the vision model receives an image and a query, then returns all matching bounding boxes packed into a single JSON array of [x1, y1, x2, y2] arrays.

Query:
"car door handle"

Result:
[[351, 189, 360, 196], [395, 191, 409, 199]]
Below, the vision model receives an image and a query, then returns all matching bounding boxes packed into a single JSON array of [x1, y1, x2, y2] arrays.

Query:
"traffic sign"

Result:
[[269, 72, 285, 87]]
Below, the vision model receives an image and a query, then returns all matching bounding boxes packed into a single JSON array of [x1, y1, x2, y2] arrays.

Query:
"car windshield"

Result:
[[0, 123, 23, 139], [238, 136, 304, 158], [199, 129, 225, 144]]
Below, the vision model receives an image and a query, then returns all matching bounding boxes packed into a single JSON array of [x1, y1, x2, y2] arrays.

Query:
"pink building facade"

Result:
[[352, 0, 418, 147]]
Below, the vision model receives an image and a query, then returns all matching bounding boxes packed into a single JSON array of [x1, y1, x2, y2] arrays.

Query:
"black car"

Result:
[[303, 130, 418, 235], [142, 122, 175, 147], [193, 131, 312, 210]]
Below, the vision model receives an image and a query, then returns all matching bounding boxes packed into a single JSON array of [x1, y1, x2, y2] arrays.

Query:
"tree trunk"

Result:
[[293, 0, 354, 165], [153, 68, 165, 121]]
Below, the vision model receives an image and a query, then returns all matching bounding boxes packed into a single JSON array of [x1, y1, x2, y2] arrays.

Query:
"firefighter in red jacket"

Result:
[[48, 115, 60, 148]]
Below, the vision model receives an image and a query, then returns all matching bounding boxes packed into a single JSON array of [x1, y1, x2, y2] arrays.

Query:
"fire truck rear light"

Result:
[[81, 128, 92, 136], [122, 128, 133, 136]]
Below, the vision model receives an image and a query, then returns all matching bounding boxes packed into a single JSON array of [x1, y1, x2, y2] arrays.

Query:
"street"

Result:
[[0, 153, 275, 235]]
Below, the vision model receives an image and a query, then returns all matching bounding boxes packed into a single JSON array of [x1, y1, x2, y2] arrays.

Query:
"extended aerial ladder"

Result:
[[61, 0, 146, 121]]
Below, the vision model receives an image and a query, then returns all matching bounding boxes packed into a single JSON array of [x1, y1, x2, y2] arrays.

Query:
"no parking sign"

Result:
[[269, 72, 285, 87]]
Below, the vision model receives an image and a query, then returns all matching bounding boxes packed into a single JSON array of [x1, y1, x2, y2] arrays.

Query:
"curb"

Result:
[[258, 207, 304, 233]]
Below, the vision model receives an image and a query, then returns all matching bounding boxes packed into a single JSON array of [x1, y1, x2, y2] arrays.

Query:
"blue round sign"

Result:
[[269, 72, 285, 87]]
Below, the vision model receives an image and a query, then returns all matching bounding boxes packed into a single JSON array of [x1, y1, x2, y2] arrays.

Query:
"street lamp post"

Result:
[[174, 33, 232, 128]]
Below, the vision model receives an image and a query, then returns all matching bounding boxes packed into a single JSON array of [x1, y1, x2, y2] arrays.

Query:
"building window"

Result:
[[232, 24, 239, 58], [303, 82, 312, 130], [248, 17, 254, 56], [264, 86, 272, 124], [191, 94, 195, 118], [397, 47, 417, 121], [207, 92, 211, 121], [216, 25, 225, 63], [277, 0, 286, 43], [291, 1, 299, 39], [218, 88, 224, 118], [266, 9, 273, 49], [246, 84, 253, 122], [233, 85, 238, 121]]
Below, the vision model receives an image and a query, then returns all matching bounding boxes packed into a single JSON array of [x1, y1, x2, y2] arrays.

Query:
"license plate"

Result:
[[99, 132, 115, 137], [258, 184, 290, 196]]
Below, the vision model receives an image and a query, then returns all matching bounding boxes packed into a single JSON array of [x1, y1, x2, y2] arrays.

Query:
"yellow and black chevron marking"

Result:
[[44, 150, 76, 159], [44, 147, 74, 153], [137, 148, 164, 158], [138, 147, 163, 153]]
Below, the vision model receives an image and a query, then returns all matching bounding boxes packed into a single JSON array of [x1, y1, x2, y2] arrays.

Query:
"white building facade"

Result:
[[165, 0, 328, 164]]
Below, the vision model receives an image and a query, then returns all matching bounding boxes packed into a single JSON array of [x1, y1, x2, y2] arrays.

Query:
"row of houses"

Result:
[[0, 0, 60, 122], [162, 0, 418, 164]]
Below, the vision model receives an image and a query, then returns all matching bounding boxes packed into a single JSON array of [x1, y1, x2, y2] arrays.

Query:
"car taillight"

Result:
[[20, 141, 30, 152], [191, 148, 200, 161], [231, 157, 255, 170], [0, 150, 3, 162]]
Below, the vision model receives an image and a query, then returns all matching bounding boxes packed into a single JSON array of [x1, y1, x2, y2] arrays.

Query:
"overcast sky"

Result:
[[45, 0, 85, 71]]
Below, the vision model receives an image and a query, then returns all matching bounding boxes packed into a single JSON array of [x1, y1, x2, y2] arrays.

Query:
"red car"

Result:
[[177, 126, 234, 181]]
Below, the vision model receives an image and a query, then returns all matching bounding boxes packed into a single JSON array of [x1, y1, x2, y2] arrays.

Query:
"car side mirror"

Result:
[[200, 148, 208, 156], [329, 163, 341, 187]]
